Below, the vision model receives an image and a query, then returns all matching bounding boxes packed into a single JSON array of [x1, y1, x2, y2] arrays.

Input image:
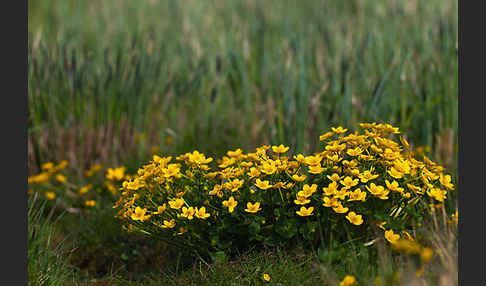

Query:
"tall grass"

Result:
[[28, 0, 458, 176], [28, 194, 76, 285]]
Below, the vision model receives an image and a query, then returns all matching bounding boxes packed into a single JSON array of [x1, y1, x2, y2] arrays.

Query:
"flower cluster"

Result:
[[28, 161, 130, 212], [113, 123, 456, 255]]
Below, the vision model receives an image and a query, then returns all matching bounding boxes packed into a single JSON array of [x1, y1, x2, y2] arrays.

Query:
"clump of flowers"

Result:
[[113, 123, 456, 257], [28, 161, 130, 213]]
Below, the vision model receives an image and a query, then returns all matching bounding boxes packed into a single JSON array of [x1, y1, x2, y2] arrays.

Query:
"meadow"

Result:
[[28, 1, 458, 285]]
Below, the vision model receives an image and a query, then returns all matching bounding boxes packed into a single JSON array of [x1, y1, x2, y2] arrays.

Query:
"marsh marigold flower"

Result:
[[161, 219, 176, 229], [78, 184, 92, 195], [345, 212, 363, 225], [319, 131, 334, 141], [180, 206, 196, 220], [153, 204, 167, 214], [222, 196, 238, 213], [195, 207, 211, 219], [272, 144, 290, 153], [296, 206, 314, 216], [85, 200, 96, 207], [439, 174, 455, 191], [340, 275, 356, 286], [55, 174, 67, 183], [331, 126, 348, 134], [332, 203, 349, 214], [106, 167, 126, 181], [420, 247, 434, 263], [291, 174, 307, 182], [385, 229, 400, 244], [131, 207, 151, 221], [294, 194, 311, 205], [255, 178, 273, 190], [340, 176, 359, 189], [263, 273, 271, 282], [308, 164, 325, 174], [45, 191, 56, 200], [245, 202, 262, 213], [169, 198, 185, 209]]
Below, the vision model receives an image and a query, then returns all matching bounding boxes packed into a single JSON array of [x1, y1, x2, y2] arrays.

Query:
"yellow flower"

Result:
[[255, 178, 273, 190], [263, 273, 271, 282], [376, 221, 387, 231], [131, 207, 151, 221], [340, 176, 359, 190], [385, 229, 400, 244], [78, 184, 93, 195], [85, 164, 103, 177], [346, 147, 364, 157], [385, 180, 404, 193], [391, 239, 421, 254], [322, 181, 339, 196], [439, 174, 455, 191], [153, 204, 167, 214], [187, 150, 213, 165], [293, 154, 306, 164], [272, 144, 290, 153], [420, 247, 434, 263], [41, 162, 55, 171], [180, 206, 196, 220], [177, 227, 188, 235], [85, 200, 96, 207], [247, 167, 261, 178], [282, 182, 295, 189], [340, 275, 356, 286], [326, 153, 341, 163], [359, 170, 379, 183], [245, 202, 262, 213], [45, 191, 56, 200], [308, 164, 325, 174], [426, 188, 447, 202], [345, 212, 363, 225], [304, 154, 323, 166], [55, 174, 67, 183], [319, 131, 334, 141], [327, 173, 341, 182], [294, 194, 311, 205], [323, 196, 340, 208], [169, 198, 185, 209], [366, 183, 389, 200], [227, 148, 243, 158], [222, 196, 238, 213], [347, 189, 366, 202], [400, 136, 410, 149], [224, 179, 244, 192], [406, 183, 424, 194], [331, 126, 348, 134], [332, 203, 349, 214], [195, 207, 211, 219], [106, 166, 126, 181], [393, 159, 411, 174], [333, 189, 348, 200], [161, 219, 176, 229], [382, 148, 400, 161], [387, 167, 404, 179], [296, 206, 314, 216], [28, 172, 50, 184], [260, 162, 277, 175], [301, 184, 318, 197], [291, 174, 307, 182]]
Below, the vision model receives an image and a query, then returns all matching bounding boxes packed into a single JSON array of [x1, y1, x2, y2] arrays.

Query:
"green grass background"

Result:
[[28, 0, 458, 175]]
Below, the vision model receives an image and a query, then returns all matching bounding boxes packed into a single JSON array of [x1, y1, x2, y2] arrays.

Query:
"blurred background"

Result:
[[28, 0, 458, 176]]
